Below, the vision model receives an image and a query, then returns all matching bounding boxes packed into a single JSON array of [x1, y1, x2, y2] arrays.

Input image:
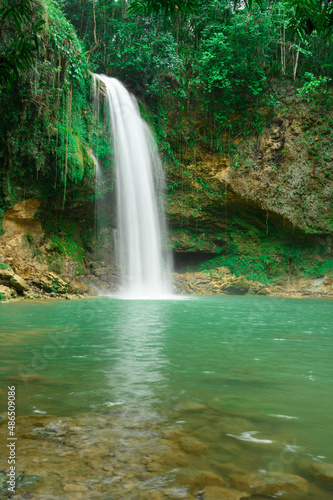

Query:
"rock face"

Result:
[[0, 199, 48, 279], [234, 471, 308, 498], [166, 89, 333, 292], [32, 272, 69, 294]]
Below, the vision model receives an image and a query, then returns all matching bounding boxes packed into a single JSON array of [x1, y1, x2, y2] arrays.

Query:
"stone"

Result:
[[159, 449, 188, 466], [0, 266, 28, 291], [178, 435, 209, 454], [64, 277, 90, 294], [149, 492, 163, 500], [86, 284, 99, 296], [305, 461, 333, 484], [222, 277, 250, 295], [78, 446, 110, 459], [174, 401, 207, 412], [179, 470, 225, 489], [0, 284, 17, 300], [33, 272, 68, 294], [63, 484, 89, 492], [163, 486, 197, 499], [202, 486, 250, 500], [234, 471, 308, 498]]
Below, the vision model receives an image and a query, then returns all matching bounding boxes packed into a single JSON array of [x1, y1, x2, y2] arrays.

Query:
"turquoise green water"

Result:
[[0, 296, 333, 498]]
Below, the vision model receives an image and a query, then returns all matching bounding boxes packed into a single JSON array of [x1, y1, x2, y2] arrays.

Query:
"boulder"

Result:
[[222, 277, 250, 295], [0, 265, 28, 291], [234, 471, 308, 498]]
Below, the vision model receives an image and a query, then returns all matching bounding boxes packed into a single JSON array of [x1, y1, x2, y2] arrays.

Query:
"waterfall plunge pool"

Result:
[[0, 296, 332, 499]]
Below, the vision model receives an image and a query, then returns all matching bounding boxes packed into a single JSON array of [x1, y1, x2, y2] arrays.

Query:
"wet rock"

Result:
[[202, 486, 250, 500], [163, 486, 197, 499], [179, 470, 225, 489], [63, 483, 89, 492], [149, 492, 163, 500], [234, 471, 308, 497], [178, 435, 209, 455], [304, 461, 333, 484], [160, 450, 188, 466], [146, 461, 164, 473], [174, 401, 207, 412], [31, 426, 65, 438], [0, 266, 28, 291], [78, 446, 110, 459]]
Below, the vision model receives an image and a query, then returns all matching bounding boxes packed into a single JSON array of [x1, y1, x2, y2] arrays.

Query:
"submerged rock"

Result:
[[178, 470, 225, 490], [178, 435, 209, 455], [302, 461, 333, 484], [233, 471, 308, 498], [174, 401, 207, 412], [63, 483, 89, 492], [202, 485, 250, 500]]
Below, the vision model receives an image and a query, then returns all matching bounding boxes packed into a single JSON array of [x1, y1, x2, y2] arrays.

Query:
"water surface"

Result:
[[0, 296, 332, 498]]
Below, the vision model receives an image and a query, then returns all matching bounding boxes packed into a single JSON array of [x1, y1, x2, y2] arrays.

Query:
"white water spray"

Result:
[[93, 75, 172, 298]]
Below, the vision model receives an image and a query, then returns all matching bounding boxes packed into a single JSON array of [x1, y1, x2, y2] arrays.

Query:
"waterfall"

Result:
[[93, 74, 172, 298]]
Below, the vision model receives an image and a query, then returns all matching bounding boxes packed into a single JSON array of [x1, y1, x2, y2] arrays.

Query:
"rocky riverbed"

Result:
[[1, 402, 332, 499]]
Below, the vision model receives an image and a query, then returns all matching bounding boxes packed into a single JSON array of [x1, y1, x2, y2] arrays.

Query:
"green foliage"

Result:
[[0, 262, 12, 270], [0, 0, 95, 217], [195, 219, 333, 284], [128, 0, 197, 16], [49, 234, 84, 263], [297, 72, 331, 102], [0, 0, 45, 87]]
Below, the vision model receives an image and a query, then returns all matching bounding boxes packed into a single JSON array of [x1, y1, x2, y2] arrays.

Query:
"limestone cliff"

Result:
[[166, 84, 333, 284]]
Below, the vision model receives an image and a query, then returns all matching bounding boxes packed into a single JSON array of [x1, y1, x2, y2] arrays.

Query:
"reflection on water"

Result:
[[105, 300, 169, 419]]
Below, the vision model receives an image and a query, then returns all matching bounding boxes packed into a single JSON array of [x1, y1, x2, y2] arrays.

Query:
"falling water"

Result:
[[93, 74, 172, 298]]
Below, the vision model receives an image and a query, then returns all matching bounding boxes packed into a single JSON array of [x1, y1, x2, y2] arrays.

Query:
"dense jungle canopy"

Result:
[[1, 0, 333, 179]]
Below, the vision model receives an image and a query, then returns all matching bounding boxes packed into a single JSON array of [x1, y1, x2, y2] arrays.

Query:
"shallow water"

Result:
[[0, 296, 332, 498]]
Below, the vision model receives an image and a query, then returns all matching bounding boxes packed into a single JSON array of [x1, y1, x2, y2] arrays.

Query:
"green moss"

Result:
[[0, 263, 11, 271]]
